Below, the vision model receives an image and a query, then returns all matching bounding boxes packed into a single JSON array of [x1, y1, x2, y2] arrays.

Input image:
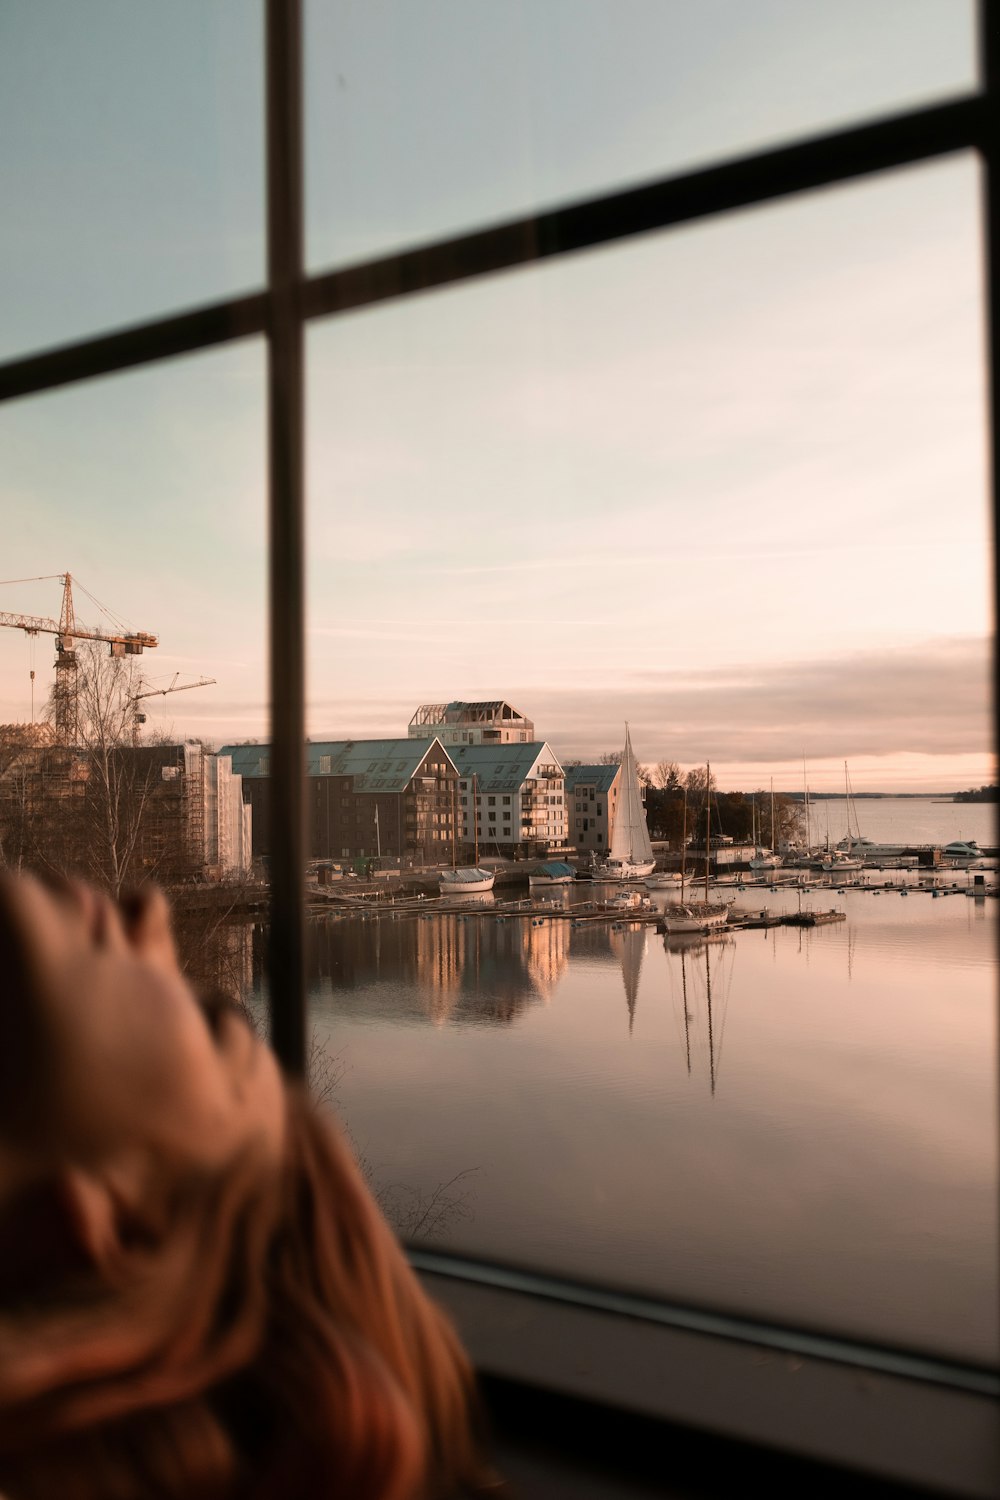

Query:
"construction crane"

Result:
[[0, 573, 157, 743], [131, 675, 216, 745]]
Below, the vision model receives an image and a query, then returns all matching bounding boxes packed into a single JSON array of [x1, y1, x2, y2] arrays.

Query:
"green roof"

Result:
[[563, 763, 620, 794], [220, 738, 452, 792], [448, 741, 561, 793]]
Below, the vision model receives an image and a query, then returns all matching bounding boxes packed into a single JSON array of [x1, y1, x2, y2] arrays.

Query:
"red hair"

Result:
[[0, 1088, 495, 1499]]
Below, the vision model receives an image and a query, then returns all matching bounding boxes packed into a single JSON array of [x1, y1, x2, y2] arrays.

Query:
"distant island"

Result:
[[953, 785, 998, 803]]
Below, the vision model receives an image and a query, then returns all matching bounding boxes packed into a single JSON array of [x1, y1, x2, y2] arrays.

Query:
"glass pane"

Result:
[[306, 0, 976, 272], [302, 155, 996, 1366], [0, 2, 264, 361], [0, 342, 267, 1008]]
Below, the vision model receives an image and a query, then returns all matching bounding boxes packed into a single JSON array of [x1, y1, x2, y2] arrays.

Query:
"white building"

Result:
[[184, 743, 253, 877], [449, 741, 567, 853]]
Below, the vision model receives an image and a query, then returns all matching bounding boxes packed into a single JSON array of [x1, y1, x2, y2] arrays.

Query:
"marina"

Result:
[[244, 841, 999, 1372]]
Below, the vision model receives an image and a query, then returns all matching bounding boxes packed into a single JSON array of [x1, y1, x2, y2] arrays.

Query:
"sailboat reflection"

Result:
[[664, 931, 735, 1095], [608, 920, 648, 1034]]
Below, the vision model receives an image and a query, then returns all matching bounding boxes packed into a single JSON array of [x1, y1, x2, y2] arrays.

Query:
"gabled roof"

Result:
[[448, 741, 560, 792], [563, 763, 620, 794], [220, 738, 454, 792]]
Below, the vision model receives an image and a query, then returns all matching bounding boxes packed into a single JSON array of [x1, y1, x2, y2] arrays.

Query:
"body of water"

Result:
[[248, 796, 998, 1369], [800, 794, 997, 848]]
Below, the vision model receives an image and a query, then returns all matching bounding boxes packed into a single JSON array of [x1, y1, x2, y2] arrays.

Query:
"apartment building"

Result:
[[449, 741, 567, 854], [224, 737, 458, 864], [563, 763, 621, 855]]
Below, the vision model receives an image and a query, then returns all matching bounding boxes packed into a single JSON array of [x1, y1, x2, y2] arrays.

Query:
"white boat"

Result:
[[644, 870, 686, 888], [944, 839, 982, 863], [748, 782, 783, 869], [819, 852, 863, 873], [591, 724, 656, 880], [605, 888, 655, 912], [528, 861, 576, 886], [440, 771, 496, 894], [439, 866, 495, 894], [662, 901, 730, 934]]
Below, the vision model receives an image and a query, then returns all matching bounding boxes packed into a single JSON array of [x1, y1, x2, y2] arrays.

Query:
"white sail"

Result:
[[609, 725, 654, 864]]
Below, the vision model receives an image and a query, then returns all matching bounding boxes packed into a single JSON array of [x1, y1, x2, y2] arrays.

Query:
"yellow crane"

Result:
[[0, 573, 157, 742], [130, 675, 216, 746]]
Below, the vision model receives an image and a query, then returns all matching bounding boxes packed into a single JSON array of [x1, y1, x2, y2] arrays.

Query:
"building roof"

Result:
[[448, 741, 560, 792], [563, 763, 620, 794], [220, 738, 453, 792]]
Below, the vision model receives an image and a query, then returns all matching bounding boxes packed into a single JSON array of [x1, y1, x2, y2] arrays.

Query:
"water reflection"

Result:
[[255, 906, 579, 1026], [241, 881, 997, 1364], [663, 933, 736, 1095]]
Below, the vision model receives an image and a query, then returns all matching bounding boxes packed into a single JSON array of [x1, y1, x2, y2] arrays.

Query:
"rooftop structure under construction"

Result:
[[408, 700, 534, 746]]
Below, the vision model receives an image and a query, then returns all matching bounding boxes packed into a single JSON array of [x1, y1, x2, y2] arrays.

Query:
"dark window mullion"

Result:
[[301, 93, 985, 324], [265, 0, 307, 1076], [982, 4, 1000, 852], [0, 96, 984, 407]]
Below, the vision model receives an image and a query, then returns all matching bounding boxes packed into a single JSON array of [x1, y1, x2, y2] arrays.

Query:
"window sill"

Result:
[[414, 1254, 1000, 1499]]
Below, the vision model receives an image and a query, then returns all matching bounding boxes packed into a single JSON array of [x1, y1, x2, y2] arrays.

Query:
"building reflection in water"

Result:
[[243, 903, 744, 1039], [245, 902, 576, 1026]]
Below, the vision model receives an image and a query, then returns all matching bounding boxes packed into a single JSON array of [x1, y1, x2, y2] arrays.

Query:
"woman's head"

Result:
[[0, 873, 285, 1172], [0, 873, 491, 1499]]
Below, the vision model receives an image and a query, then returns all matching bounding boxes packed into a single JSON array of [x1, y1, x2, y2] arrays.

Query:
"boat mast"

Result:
[[473, 773, 480, 868], [803, 753, 811, 850], [625, 722, 634, 862], [770, 776, 776, 853], [680, 787, 687, 902], [704, 762, 711, 904]]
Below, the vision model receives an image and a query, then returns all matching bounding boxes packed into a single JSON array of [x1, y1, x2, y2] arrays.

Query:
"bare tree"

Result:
[[684, 765, 717, 796], [653, 759, 682, 791], [42, 641, 163, 897], [597, 750, 622, 765]]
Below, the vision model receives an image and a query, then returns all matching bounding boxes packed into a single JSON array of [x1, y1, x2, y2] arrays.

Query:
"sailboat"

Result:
[[439, 773, 496, 894], [819, 762, 864, 871], [749, 779, 782, 870], [662, 765, 730, 934], [591, 724, 656, 880]]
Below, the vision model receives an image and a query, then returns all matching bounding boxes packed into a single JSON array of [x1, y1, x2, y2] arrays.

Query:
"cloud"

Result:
[[529, 636, 992, 765]]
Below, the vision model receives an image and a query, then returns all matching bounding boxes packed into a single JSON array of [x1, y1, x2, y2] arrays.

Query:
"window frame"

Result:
[[1, 3, 997, 1491]]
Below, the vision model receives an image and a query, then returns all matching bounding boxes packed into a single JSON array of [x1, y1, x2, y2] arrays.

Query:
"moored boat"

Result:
[[662, 901, 730, 934], [944, 839, 982, 863], [439, 867, 496, 894], [440, 771, 496, 894], [528, 861, 576, 886]]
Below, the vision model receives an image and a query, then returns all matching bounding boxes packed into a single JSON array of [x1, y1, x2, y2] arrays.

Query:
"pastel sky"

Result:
[[1, 2, 991, 793]]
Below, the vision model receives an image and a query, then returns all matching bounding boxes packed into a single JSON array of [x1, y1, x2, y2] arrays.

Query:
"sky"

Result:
[[0, 1, 992, 794]]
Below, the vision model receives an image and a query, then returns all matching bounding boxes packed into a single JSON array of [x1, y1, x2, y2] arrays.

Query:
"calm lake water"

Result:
[[250, 797, 999, 1367]]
